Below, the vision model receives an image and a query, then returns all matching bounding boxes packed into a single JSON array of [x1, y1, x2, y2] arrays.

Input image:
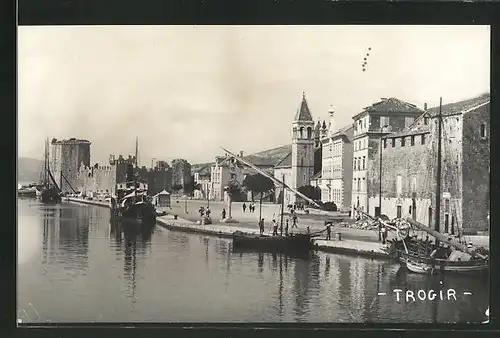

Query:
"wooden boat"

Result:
[[232, 231, 314, 254], [111, 140, 156, 225], [37, 138, 62, 204], [221, 147, 325, 255], [17, 184, 37, 198]]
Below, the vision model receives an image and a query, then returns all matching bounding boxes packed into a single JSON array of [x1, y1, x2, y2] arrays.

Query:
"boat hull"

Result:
[[400, 251, 489, 275], [232, 231, 313, 254]]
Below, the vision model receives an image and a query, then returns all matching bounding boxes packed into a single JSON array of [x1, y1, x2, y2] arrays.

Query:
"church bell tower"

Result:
[[291, 92, 315, 203]]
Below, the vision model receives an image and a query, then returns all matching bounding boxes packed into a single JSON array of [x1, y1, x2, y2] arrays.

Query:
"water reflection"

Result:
[[110, 219, 156, 304], [18, 199, 489, 323]]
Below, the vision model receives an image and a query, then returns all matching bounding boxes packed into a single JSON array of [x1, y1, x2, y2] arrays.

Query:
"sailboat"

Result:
[[391, 98, 489, 275], [37, 138, 62, 204], [222, 147, 324, 254], [110, 137, 156, 225]]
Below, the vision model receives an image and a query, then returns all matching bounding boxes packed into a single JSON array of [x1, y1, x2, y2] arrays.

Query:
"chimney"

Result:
[[240, 151, 244, 157], [424, 102, 428, 111], [328, 106, 336, 135]]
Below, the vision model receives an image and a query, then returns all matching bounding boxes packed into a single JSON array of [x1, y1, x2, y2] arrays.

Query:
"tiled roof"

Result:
[[354, 97, 423, 120], [242, 155, 276, 167], [427, 93, 490, 117], [294, 93, 313, 121], [330, 124, 354, 140], [275, 151, 292, 168]]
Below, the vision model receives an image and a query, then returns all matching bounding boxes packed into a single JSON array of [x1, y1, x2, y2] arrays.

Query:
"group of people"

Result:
[[198, 206, 212, 218], [258, 214, 299, 236], [242, 202, 256, 213]]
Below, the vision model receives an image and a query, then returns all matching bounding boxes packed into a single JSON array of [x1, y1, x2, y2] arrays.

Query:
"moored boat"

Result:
[[232, 231, 315, 254]]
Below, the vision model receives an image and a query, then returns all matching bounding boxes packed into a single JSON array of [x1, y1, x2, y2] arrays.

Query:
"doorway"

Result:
[[428, 207, 432, 227], [444, 214, 449, 233], [411, 198, 416, 221], [397, 205, 402, 218], [451, 215, 455, 235]]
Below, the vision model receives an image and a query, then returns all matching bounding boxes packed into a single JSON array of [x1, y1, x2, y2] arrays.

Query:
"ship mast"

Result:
[[435, 97, 443, 238]]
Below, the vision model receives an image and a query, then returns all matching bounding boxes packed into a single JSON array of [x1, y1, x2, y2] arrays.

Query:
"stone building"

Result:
[[210, 154, 244, 202], [274, 93, 322, 205], [50, 138, 91, 193], [193, 167, 211, 199], [171, 158, 192, 190], [147, 161, 173, 196], [377, 93, 490, 234], [351, 97, 425, 217], [76, 163, 117, 196], [109, 154, 137, 184], [317, 109, 354, 211]]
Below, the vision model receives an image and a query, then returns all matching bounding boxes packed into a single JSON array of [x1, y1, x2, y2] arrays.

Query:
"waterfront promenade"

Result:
[[67, 197, 393, 259]]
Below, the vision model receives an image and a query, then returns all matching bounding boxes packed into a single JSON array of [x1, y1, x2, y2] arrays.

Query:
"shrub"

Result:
[[323, 202, 337, 211]]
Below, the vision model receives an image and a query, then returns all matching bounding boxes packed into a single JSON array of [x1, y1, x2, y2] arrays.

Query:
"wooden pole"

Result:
[[435, 97, 443, 237]]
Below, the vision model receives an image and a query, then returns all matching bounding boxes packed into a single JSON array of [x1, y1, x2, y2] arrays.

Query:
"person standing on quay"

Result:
[[221, 208, 226, 220], [243, 203, 247, 213], [292, 212, 298, 228], [325, 222, 331, 240], [206, 207, 211, 219], [285, 219, 289, 236], [272, 220, 278, 236], [259, 218, 265, 235]]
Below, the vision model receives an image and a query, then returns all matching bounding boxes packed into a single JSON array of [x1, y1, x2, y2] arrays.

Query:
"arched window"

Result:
[[307, 127, 312, 139], [300, 127, 304, 139]]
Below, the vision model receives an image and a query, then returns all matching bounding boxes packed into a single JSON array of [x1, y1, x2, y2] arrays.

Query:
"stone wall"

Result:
[[461, 102, 490, 233], [76, 164, 116, 195], [51, 140, 91, 193]]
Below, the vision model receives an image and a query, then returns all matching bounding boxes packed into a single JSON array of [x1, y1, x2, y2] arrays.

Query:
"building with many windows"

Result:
[[350, 97, 425, 217], [377, 93, 490, 234]]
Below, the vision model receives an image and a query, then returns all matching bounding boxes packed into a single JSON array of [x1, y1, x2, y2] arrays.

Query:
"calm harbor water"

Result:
[[17, 198, 489, 324]]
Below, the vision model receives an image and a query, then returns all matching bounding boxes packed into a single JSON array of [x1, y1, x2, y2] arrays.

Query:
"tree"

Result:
[[171, 184, 183, 194], [242, 174, 275, 220], [224, 180, 243, 220], [183, 175, 201, 197], [297, 185, 321, 202]]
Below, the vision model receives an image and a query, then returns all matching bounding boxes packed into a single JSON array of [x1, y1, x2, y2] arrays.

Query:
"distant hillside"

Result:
[[251, 144, 292, 163], [18, 157, 43, 183], [192, 144, 292, 175]]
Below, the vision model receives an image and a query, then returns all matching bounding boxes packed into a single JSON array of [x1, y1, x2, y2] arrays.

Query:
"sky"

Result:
[[18, 25, 490, 166]]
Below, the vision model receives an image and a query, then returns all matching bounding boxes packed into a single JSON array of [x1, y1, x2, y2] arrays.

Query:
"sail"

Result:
[[405, 218, 487, 259], [221, 147, 321, 208]]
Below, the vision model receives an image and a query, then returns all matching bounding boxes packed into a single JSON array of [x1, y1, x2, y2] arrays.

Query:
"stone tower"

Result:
[[291, 92, 315, 203]]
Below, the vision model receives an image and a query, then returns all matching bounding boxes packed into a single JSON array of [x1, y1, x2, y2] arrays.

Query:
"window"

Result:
[[409, 206, 412, 214], [481, 123, 486, 138], [362, 178, 366, 190], [392, 138, 396, 147], [353, 158, 356, 170], [362, 156, 366, 170], [410, 135, 415, 146], [357, 178, 361, 191], [421, 134, 426, 145], [300, 158, 304, 166], [444, 199, 450, 213], [396, 175, 402, 195], [424, 117, 429, 125], [401, 137, 405, 147]]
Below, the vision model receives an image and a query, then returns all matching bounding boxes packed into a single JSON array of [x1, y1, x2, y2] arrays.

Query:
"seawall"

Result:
[[66, 197, 391, 260]]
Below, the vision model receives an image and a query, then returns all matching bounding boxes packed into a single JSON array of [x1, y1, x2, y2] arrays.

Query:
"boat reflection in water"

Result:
[[109, 218, 156, 304]]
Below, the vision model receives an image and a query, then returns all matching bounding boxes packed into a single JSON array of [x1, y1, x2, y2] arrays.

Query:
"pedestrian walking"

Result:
[[221, 208, 226, 220], [206, 208, 211, 218], [251, 203, 255, 212], [243, 203, 247, 212], [292, 213, 298, 228], [325, 222, 331, 240], [272, 220, 278, 236], [259, 218, 265, 235], [199, 206, 205, 217]]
